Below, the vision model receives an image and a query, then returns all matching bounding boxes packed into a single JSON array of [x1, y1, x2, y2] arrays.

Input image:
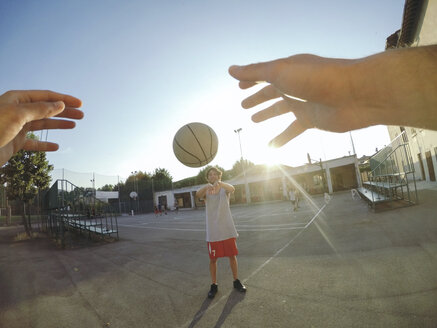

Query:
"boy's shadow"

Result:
[[188, 290, 246, 328]]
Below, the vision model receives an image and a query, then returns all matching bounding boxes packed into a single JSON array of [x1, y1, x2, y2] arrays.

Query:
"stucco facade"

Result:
[[155, 155, 361, 210], [386, 0, 437, 182]]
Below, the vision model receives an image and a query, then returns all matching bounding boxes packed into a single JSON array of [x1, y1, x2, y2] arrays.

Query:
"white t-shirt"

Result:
[[205, 188, 238, 242], [289, 190, 296, 201]]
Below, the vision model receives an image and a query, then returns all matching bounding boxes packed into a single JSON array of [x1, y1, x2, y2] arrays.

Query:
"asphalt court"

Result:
[[118, 200, 318, 232], [1, 190, 437, 328]]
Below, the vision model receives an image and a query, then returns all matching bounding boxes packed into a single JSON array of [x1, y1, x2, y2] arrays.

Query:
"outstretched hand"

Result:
[[228, 55, 373, 147], [0, 90, 84, 166], [229, 46, 437, 147]]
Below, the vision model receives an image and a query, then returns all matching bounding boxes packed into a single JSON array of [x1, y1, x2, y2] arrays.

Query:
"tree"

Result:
[[195, 165, 229, 185], [228, 159, 255, 178], [126, 171, 151, 184], [98, 184, 114, 191], [0, 134, 53, 235], [152, 168, 173, 191], [173, 176, 197, 189]]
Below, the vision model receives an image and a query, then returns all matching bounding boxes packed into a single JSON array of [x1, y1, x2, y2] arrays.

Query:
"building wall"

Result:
[[386, 2, 437, 182], [414, 0, 437, 46], [163, 155, 361, 209], [388, 127, 437, 182]]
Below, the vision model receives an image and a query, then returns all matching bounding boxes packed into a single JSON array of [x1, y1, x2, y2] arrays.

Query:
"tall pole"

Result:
[[90, 173, 95, 207], [349, 131, 356, 156], [117, 175, 121, 214], [136, 173, 139, 213], [319, 159, 327, 193], [234, 128, 250, 204], [151, 178, 155, 209], [131, 171, 139, 213]]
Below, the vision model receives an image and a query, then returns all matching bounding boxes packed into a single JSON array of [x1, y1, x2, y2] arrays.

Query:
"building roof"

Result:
[[386, 0, 426, 49]]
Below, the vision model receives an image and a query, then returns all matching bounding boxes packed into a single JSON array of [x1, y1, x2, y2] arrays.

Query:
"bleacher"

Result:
[[357, 131, 418, 211], [44, 179, 119, 247]]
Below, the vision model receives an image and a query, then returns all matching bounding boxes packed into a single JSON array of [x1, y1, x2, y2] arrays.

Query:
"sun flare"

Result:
[[262, 146, 282, 167]]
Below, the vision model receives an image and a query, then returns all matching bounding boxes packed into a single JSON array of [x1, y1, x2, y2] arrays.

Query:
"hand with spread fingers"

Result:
[[0, 90, 84, 166], [229, 45, 437, 147]]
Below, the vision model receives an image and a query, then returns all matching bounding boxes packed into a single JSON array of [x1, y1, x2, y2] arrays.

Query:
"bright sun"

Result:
[[263, 146, 282, 167]]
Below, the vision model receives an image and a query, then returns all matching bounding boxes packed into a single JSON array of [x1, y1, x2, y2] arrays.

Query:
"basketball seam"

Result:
[[208, 127, 213, 157], [174, 139, 203, 164], [187, 124, 207, 161]]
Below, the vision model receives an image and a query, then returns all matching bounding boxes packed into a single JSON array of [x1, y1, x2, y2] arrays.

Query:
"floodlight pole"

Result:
[[349, 131, 356, 155], [90, 172, 95, 206], [131, 171, 139, 213], [234, 128, 251, 204], [117, 175, 121, 214]]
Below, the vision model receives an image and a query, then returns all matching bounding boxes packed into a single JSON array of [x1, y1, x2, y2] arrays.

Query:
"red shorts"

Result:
[[207, 238, 238, 259]]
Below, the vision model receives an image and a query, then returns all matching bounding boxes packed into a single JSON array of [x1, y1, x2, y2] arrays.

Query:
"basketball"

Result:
[[173, 122, 219, 168]]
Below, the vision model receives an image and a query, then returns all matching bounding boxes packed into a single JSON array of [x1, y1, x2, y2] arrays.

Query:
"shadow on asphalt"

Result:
[[213, 290, 246, 328], [187, 297, 212, 328], [188, 290, 246, 328]]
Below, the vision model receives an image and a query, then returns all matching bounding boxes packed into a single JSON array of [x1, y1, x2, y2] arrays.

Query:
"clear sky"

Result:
[[0, 0, 405, 186]]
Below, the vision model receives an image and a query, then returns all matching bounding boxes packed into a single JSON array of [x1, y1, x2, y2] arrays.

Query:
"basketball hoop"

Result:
[[130, 191, 138, 200]]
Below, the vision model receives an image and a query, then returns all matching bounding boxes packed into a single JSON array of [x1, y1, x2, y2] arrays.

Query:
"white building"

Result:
[[155, 155, 361, 210], [386, 0, 437, 183]]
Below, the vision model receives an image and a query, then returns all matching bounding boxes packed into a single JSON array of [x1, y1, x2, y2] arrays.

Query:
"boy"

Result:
[[196, 167, 246, 299]]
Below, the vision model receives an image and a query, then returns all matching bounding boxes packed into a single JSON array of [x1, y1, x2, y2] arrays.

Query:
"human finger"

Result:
[[242, 85, 282, 109], [269, 120, 308, 148], [26, 119, 76, 131], [251, 100, 290, 122], [229, 61, 281, 84], [3, 90, 82, 108], [17, 101, 66, 123], [54, 107, 85, 120], [239, 81, 261, 89], [22, 139, 59, 152]]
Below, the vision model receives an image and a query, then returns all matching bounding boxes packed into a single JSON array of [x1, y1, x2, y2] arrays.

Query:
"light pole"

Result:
[[117, 175, 121, 214], [234, 128, 251, 204], [349, 131, 356, 155], [90, 172, 95, 207], [131, 171, 139, 213]]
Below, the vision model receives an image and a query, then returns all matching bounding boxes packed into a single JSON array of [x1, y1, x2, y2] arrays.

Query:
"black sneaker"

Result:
[[233, 279, 246, 293], [208, 284, 218, 299]]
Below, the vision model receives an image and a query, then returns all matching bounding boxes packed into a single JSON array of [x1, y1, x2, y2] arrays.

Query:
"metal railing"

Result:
[[360, 131, 417, 209], [44, 179, 119, 247]]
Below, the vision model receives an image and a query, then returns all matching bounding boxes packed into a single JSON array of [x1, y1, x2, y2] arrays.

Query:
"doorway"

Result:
[[425, 151, 436, 181]]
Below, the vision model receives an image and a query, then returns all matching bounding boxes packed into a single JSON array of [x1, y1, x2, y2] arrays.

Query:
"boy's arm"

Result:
[[218, 181, 235, 193], [196, 184, 212, 199]]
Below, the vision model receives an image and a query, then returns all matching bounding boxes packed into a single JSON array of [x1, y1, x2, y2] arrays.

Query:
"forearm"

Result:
[[351, 45, 437, 129], [196, 184, 210, 199], [219, 181, 235, 193]]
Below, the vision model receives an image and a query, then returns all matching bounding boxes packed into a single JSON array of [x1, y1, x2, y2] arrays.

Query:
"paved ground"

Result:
[[1, 186, 437, 328]]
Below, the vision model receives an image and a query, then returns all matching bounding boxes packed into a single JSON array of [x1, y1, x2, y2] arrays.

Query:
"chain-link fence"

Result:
[[0, 168, 167, 226], [50, 169, 123, 189]]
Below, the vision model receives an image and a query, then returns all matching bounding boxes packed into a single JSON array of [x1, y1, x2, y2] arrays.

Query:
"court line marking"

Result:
[[243, 203, 326, 282], [117, 224, 204, 232], [117, 224, 306, 232]]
